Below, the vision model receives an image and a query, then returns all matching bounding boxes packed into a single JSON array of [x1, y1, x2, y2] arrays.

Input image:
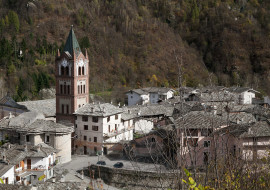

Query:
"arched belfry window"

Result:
[[78, 67, 81, 75], [61, 66, 65, 75], [82, 66, 85, 75], [65, 66, 69, 76]]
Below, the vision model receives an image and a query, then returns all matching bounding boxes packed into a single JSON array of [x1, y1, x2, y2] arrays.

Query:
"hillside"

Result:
[[0, 0, 269, 101]]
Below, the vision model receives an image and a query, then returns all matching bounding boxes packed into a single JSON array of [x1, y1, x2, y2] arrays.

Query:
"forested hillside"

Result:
[[0, 0, 269, 101]]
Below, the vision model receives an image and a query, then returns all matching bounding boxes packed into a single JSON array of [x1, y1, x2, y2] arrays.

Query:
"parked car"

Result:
[[96, 161, 106, 165], [113, 162, 124, 168]]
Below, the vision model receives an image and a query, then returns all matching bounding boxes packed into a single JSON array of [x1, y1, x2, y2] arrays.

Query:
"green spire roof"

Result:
[[63, 26, 81, 57]]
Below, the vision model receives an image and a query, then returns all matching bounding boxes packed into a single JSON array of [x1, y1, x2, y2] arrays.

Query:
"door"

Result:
[[84, 146, 87, 155], [27, 159, 31, 169], [103, 147, 107, 155], [20, 160, 24, 170], [5, 177, 8, 184]]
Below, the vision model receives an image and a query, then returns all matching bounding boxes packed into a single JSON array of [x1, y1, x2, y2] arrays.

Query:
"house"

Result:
[[122, 104, 175, 134], [175, 111, 227, 168], [0, 112, 74, 164], [0, 143, 57, 185], [0, 163, 14, 184], [74, 103, 133, 155], [214, 121, 270, 162], [227, 87, 258, 105], [126, 87, 175, 106]]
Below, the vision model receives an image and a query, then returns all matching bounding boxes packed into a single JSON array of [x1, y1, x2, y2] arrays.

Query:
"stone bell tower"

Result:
[[55, 26, 89, 124]]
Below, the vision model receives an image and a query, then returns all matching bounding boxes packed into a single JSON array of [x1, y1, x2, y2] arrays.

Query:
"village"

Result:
[[0, 28, 270, 189]]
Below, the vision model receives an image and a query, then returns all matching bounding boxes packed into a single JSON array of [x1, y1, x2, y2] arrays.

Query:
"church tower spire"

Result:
[[55, 26, 89, 124]]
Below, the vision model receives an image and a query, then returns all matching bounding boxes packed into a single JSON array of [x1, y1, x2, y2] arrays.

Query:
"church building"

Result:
[[55, 26, 89, 124]]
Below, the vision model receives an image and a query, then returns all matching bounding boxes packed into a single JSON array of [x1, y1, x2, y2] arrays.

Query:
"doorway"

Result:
[[27, 159, 31, 169], [103, 147, 107, 155], [84, 146, 87, 155]]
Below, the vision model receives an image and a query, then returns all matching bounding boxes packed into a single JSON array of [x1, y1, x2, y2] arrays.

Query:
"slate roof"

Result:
[[0, 143, 58, 165], [18, 119, 74, 134], [240, 121, 270, 138], [226, 87, 256, 94], [0, 112, 73, 134], [0, 163, 13, 177], [127, 87, 174, 95], [214, 124, 250, 137], [227, 112, 255, 124], [0, 95, 27, 110], [175, 111, 227, 129], [74, 103, 122, 117], [122, 104, 174, 120], [18, 98, 56, 117], [200, 91, 237, 102], [63, 27, 81, 57]]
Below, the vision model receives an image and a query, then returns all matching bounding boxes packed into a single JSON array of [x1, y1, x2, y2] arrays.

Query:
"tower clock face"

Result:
[[61, 59, 68, 67]]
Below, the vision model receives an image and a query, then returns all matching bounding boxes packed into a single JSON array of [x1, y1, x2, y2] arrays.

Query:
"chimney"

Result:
[[24, 144, 27, 152], [91, 107, 94, 113], [128, 110, 131, 114], [57, 49, 60, 57], [7, 144, 11, 149], [2, 155, 6, 162]]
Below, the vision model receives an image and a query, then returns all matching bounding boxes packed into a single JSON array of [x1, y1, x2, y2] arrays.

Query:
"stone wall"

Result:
[[87, 165, 182, 190]]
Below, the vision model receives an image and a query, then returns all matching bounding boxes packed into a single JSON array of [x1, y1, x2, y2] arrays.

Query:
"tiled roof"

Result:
[[226, 87, 253, 93], [63, 27, 81, 57], [0, 95, 27, 110], [18, 98, 56, 117], [18, 119, 74, 134], [0, 143, 58, 165], [240, 121, 270, 138], [74, 103, 122, 117], [175, 111, 227, 129], [0, 112, 73, 134], [127, 87, 174, 95], [122, 104, 174, 120]]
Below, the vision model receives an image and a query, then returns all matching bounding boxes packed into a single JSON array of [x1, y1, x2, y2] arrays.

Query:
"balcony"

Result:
[[104, 125, 134, 138]]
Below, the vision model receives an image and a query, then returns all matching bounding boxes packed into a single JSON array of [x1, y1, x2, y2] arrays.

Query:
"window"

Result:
[[83, 85, 86, 93], [92, 126, 98, 131], [78, 85, 80, 94], [84, 136, 87, 141], [82, 66, 85, 75], [131, 96, 133, 99], [115, 124, 117, 131], [46, 135, 50, 143], [115, 114, 118, 120], [84, 125, 88, 130], [82, 116, 88, 122], [92, 117, 98, 123], [61, 66, 65, 75], [94, 147, 97, 152], [89, 138, 91, 142], [204, 141, 210, 148], [75, 124, 77, 128], [107, 116, 110, 122], [66, 105, 69, 114], [108, 125, 110, 132], [60, 85, 63, 94], [184, 138, 198, 147], [64, 84, 66, 94], [62, 104, 65, 113], [65, 67, 69, 76], [79, 67, 81, 75], [151, 138, 156, 142], [67, 85, 70, 94], [94, 137, 97, 142], [26, 135, 30, 142], [203, 152, 209, 165]]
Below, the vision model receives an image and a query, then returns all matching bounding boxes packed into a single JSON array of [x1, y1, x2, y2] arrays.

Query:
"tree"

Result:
[[8, 11, 20, 32]]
